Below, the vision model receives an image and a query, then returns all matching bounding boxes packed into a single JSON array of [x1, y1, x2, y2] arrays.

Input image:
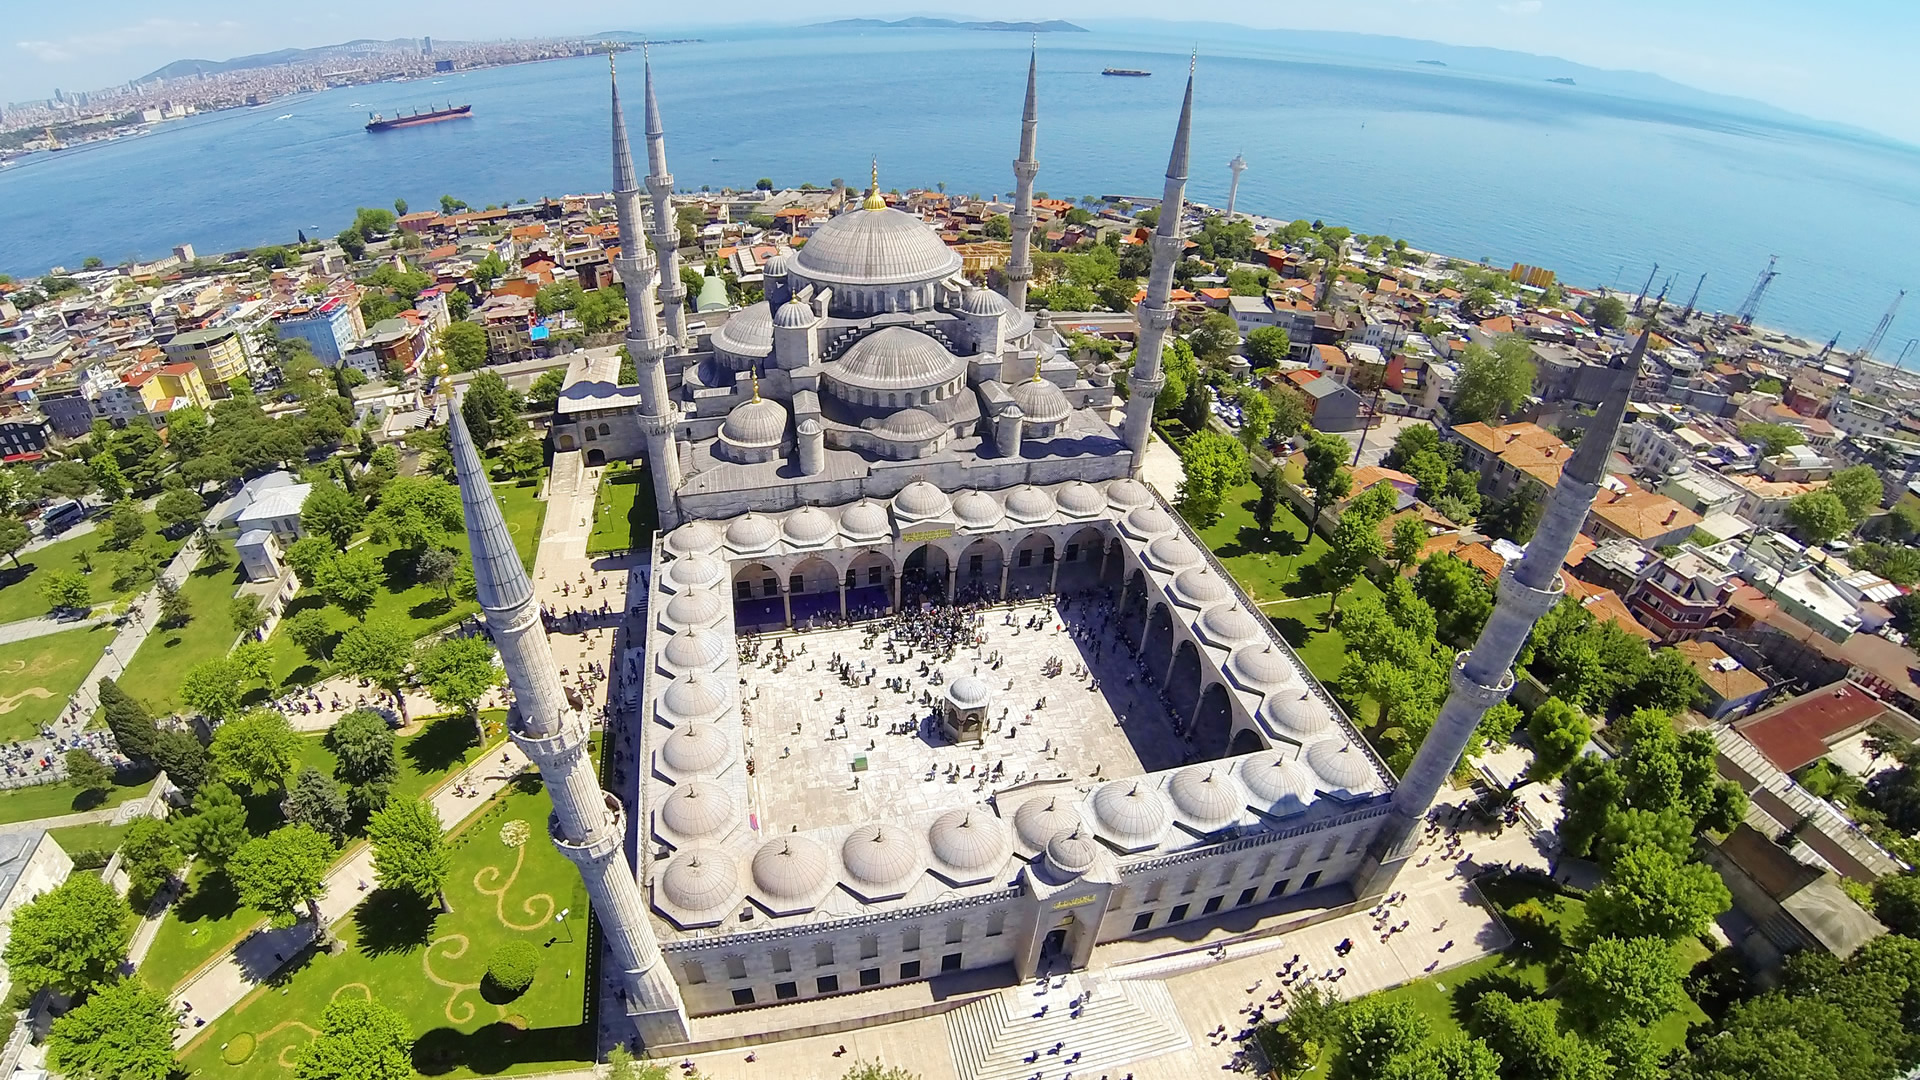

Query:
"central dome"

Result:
[[834, 328, 967, 392], [720, 396, 787, 448], [794, 208, 965, 286]]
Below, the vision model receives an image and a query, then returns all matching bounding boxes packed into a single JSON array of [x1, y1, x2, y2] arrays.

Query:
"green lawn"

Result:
[[116, 556, 246, 718], [0, 512, 187, 625], [0, 624, 116, 741], [176, 779, 594, 1079], [586, 462, 658, 555], [0, 769, 151, 827], [49, 821, 133, 862]]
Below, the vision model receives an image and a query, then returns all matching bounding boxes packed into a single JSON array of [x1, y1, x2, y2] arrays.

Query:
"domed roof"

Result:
[[725, 514, 778, 552], [664, 521, 723, 558], [1197, 603, 1264, 649], [773, 299, 817, 328], [893, 480, 951, 521], [1169, 766, 1245, 829], [751, 835, 832, 903], [661, 672, 728, 722], [720, 396, 787, 448], [1008, 378, 1070, 425], [835, 328, 967, 392], [663, 586, 726, 629], [659, 780, 736, 839], [666, 552, 726, 591], [947, 676, 992, 710], [1144, 535, 1203, 573], [712, 302, 774, 358], [1227, 644, 1303, 693], [1091, 781, 1171, 848], [663, 626, 728, 672], [840, 822, 924, 894], [797, 417, 821, 436], [660, 847, 742, 913], [875, 408, 945, 440], [927, 809, 1012, 875], [1106, 478, 1154, 510], [951, 490, 1004, 529], [1122, 505, 1176, 540], [1057, 481, 1105, 517], [1044, 827, 1099, 876], [659, 721, 730, 774], [793, 207, 964, 286], [840, 500, 891, 539], [1003, 485, 1055, 523], [1013, 795, 1082, 851], [1306, 739, 1375, 795], [1259, 690, 1331, 741], [763, 253, 793, 276], [784, 506, 836, 546], [1237, 751, 1316, 812], [960, 288, 1012, 317], [1170, 568, 1232, 610]]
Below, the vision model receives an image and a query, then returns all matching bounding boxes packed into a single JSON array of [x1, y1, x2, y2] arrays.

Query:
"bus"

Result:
[[41, 500, 84, 533]]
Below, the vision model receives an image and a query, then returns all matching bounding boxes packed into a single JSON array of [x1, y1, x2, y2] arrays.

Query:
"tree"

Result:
[[92, 457, 129, 505], [608, 1045, 674, 1080], [41, 570, 91, 614], [1587, 295, 1628, 329], [154, 487, 203, 529], [45, 979, 178, 1080], [436, 320, 489, 372], [1382, 424, 1443, 470], [368, 798, 453, 910], [527, 368, 566, 410], [181, 657, 246, 723], [1524, 696, 1589, 781], [1329, 998, 1428, 1080], [1381, 1034, 1503, 1080], [1450, 336, 1536, 424], [1323, 483, 1395, 618], [315, 546, 382, 619], [368, 475, 463, 553], [1189, 311, 1240, 364], [41, 459, 97, 504], [328, 707, 398, 818], [1245, 325, 1292, 365], [283, 607, 337, 662], [1480, 487, 1541, 543], [983, 214, 1011, 240], [1303, 429, 1353, 523], [64, 748, 113, 795], [284, 767, 351, 844], [155, 576, 190, 628], [1176, 430, 1250, 526], [755, 177, 774, 190], [462, 369, 527, 449], [838, 1063, 920, 1080], [336, 228, 367, 260], [1826, 465, 1885, 522], [336, 619, 416, 719], [229, 594, 266, 637], [1268, 386, 1309, 442], [0, 515, 27, 569], [152, 730, 208, 794], [1739, 422, 1800, 457], [1634, 646, 1703, 715], [1413, 551, 1494, 644], [107, 500, 146, 549], [1586, 842, 1731, 942], [98, 677, 159, 764], [292, 994, 414, 1080], [210, 707, 301, 795], [1390, 515, 1427, 574], [302, 479, 366, 547], [1254, 469, 1283, 536], [1870, 873, 1920, 937], [416, 635, 503, 738], [118, 816, 182, 901], [229, 824, 337, 946], [1470, 990, 1612, 1080], [1787, 490, 1851, 544], [1236, 385, 1276, 450], [286, 534, 343, 581], [1564, 935, 1687, 1033], [175, 782, 249, 867], [3, 874, 131, 996]]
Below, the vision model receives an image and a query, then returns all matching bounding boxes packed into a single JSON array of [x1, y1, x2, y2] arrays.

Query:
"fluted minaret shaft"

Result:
[[448, 401, 688, 1046], [643, 59, 688, 347], [611, 62, 681, 529], [1004, 50, 1040, 312], [1121, 71, 1195, 470], [1353, 328, 1652, 899]]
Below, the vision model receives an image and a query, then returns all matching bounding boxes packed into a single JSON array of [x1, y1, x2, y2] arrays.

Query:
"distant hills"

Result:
[[811, 18, 1088, 33], [137, 38, 431, 83]]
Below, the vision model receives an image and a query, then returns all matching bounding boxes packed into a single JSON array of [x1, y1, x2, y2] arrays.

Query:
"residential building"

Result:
[[1699, 824, 1884, 970], [1584, 483, 1702, 550], [1674, 639, 1770, 719], [1624, 545, 1738, 641], [1299, 375, 1364, 432], [215, 471, 312, 539], [124, 361, 212, 413], [1448, 421, 1571, 500], [272, 295, 357, 365], [1658, 468, 1743, 518], [0, 416, 51, 461], [1723, 473, 1823, 529], [161, 325, 251, 389]]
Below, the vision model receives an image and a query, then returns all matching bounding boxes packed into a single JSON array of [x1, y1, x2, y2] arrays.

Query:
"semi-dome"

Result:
[[784, 506, 836, 546], [664, 521, 723, 558], [663, 586, 726, 628], [1013, 795, 1082, 852], [660, 847, 742, 914], [793, 207, 964, 286], [1057, 481, 1105, 517], [666, 553, 726, 591], [1144, 535, 1204, 573], [1044, 827, 1099, 876], [1197, 603, 1264, 649], [1306, 739, 1375, 795], [960, 288, 1012, 317], [927, 809, 1012, 874], [1227, 644, 1303, 693], [659, 780, 736, 839], [661, 672, 728, 722], [1003, 485, 1055, 523], [834, 327, 967, 392], [1091, 781, 1171, 848], [1170, 766, 1245, 829], [893, 480, 951, 521], [1170, 568, 1232, 610], [712, 302, 774, 357], [840, 822, 924, 894], [720, 396, 787, 449], [1238, 751, 1316, 813], [951, 490, 1004, 529], [762, 252, 793, 276], [1106, 478, 1154, 510], [1008, 378, 1070, 425], [1122, 505, 1176, 540], [724, 514, 779, 553], [660, 721, 730, 774], [751, 835, 832, 903], [663, 626, 728, 672], [947, 676, 992, 710], [841, 500, 891, 539], [773, 299, 817, 328], [874, 408, 945, 440], [1259, 690, 1331, 741]]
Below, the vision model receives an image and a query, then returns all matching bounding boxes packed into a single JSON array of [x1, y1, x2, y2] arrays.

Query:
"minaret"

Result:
[[1225, 152, 1247, 221], [447, 395, 689, 1046], [611, 57, 682, 530], [1352, 326, 1653, 899], [1121, 62, 1196, 470], [642, 52, 688, 348], [1004, 48, 1040, 312]]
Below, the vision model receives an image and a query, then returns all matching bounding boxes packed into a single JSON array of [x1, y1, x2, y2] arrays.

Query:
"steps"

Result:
[[550, 450, 584, 497], [946, 972, 1191, 1080]]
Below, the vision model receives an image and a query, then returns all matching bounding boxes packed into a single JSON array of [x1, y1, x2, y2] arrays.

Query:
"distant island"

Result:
[[811, 18, 1089, 33], [1416, 59, 1448, 67], [1548, 77, 1576, 85]]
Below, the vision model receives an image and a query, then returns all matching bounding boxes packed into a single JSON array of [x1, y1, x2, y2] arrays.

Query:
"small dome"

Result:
[[1091, 781, 1170, 847], [1238, 751, 1316, 812], [952, 490, 1004, 529], [797, 417, 822, 437], [893, 480, 951, 521], [664, 521, 723, 558], [721, 396, 787, 449], [666, 553, 726, 591], [947, 676, 992, 710], [1260, 690, 1331, 741], [659, 780, 736, 839], [1227, 644, 1302, 693], [1169, 766, 1245, 829], [840, 500, 891, 539], [784, 506, 836, 546], [751, 835, 832, 903], [712, 302, 774, 358], [1094, 362, 1115, 377], [840, 822, 924, 893], [1197, 604, 1264, 649], [1144, 535, 1203, 573], [1044, 827, 1099, 876], [1170, 568, 1232, 610], [1013, 796, 1082, 852], [774, 299, 817, 328], [1306, 739, 1375, 794], [1122, 505, 1175, 539], [1008, 379, 1070, 426], [961, 288, 1012, 317], [661, 672, 728, 721], [762, 253, 793, 276], [660, 721, 729, 774], [874, 408, 945, 440], [660, 847, 742, 912], [1057, 481, 1104, 517], [1003, 485, 1055, 523], [725, 514, 779, 552], [927, 809, 1012, 874], [663, 586, 726, 628], [663, 626, 728, 671], [834, 327, 967, 392], [1106, 478, 1154, 510]]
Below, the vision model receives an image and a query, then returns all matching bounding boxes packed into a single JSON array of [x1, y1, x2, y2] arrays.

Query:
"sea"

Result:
[[3, 22, 1918, 349]]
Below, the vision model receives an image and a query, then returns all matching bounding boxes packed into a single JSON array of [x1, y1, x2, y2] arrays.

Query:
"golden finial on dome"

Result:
[[862, 157, 886, 211], [750, 364, 761, 402]]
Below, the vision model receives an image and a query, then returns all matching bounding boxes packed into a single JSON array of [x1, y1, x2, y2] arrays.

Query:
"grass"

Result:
[[0, 768, 150, 826], [49, 821, 132, 860], [176, 779, 595, 1079], [0, 512, 187, 625], [116, 555, 246, 718], [0, 624, 117, 741], [585, 462, 657, 555], [139, 713, 509, 994]]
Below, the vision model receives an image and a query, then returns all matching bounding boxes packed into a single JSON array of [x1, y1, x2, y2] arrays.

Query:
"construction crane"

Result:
[[1633, 263, 1659, 316], [1814, 332, 1841, 365], [1736, 256, 1778, 324], [1680, 273, 1707, 322], [1858, 290, 1906, 360]]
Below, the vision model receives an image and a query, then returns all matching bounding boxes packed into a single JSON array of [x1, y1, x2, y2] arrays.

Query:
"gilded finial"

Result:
[[862, 157, 886, 211], [750, 364, 761, 402]]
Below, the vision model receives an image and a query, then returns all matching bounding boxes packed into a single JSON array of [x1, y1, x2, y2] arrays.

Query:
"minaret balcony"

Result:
[[549, 793, 626, 863], [510, 715, 589, 770]]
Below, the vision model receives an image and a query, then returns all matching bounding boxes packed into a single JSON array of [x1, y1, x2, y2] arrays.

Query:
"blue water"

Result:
[[3, 24, 1918, 348]]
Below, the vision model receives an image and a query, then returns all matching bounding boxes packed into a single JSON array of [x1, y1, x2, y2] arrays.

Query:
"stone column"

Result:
[[999, 557, 1011, 602], [947, 563, 958, 602], [838, 581, 848, 619], [1048, 552, 1061, 594]]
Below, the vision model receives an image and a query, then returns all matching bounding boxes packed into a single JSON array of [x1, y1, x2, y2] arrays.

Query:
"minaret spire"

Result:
[[1004, 47, 1041, 312], [642, 50, 688, 347], [1120, 68, 1197, 470], [611, 59, 682, 529], [447, 397, 688, 1045]]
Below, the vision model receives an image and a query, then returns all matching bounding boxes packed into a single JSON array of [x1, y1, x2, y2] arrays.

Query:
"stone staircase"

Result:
[[945, 972, 1191, 1080], [549, 449, 584, 498]]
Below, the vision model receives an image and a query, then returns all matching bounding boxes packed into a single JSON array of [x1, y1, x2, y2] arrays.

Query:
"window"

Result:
[[1270, 879, 1290, 898], [684, 961, 706, 985], [775, 981, 798, 1000], [846, 570, 857, 590], [1042, 547, 1054, 565], [900, 960, 921, 980], [945, 920, 964, 945], [868, 566, 883, 586], [736, 580, 753, 601], [763, 576, 778, 596], [1132, 912, 1153, 932], [814, 942, 835, 967], [725, 956, 747, 980], [859, 935, 879, 960], [771, 948, 791, 974], [1238, 888, 1258, 907], [902, 928, 921, 953], [860, 968, 881, 987], [1301, 870, 1322, 891], [1018, 549, 1032, 568], [790, 574, 804, 595], [987, 912, 1006, 937], [1169, 904, 1190, 923], [1065, 543, 1080, 563], [1202, 895, 1223, 916], [731, 987, 755, 1006], [941, 952, 962, 973], [1144, 879, 1164, 904], [817, 974, 839, 994], [970, 554, 984, 576]]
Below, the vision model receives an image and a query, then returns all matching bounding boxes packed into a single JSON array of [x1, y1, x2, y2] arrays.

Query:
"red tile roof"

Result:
[[1734, 681, 1888, 773]]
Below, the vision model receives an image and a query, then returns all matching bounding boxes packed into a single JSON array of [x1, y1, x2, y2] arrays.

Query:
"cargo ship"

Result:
[[364, 103, 471, 132], [1101, 68, 1151, 77]]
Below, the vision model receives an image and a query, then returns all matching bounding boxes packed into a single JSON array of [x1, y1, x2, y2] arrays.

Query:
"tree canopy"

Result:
[[3, 874, 131, 996], [292, 995, 414, 1080], [368, 797, 453, 909], [1176, 430, 1250, 526], [1450, 335, 1536, 424], [210, 707, 301, 795], [45, 979, 178, 1080]]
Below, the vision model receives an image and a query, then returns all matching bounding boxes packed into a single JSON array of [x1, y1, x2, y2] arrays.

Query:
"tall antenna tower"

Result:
[[1736, 256, 1778, 324], [1858, 290, 1906, 360]]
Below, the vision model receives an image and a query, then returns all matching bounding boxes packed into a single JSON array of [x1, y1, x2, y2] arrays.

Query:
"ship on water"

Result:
[[1101, 67, 1150, 77], [364, 103, 472, 132]]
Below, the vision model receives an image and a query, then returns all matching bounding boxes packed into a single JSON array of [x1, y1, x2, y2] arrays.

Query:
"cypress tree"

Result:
[[96, 678, 159, 765]]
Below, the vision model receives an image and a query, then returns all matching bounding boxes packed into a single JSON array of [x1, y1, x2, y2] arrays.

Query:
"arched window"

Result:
[[584, 428, 597, 441], [598, 423, 611, 436]]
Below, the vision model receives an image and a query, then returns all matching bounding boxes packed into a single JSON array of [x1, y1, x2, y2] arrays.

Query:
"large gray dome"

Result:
[[1227, 644, 1303, 693], [834, 328, 967, 392], [952, 490, 1004, 529], [659, 780, 736, 839], [893, 481, 951, 521], [1044, 827, 1099, 876], [1197, 603, 1264, 649], [1106, 478, 1154, 510], [660, 847, 742, 914], [666, 552, 726, 591], [1057, 481, 1105, 517], [663, 586, 725, 628], [927, 809, 1012, 874], [751, 835, 832, 903], [660, 721, 729, 774], [720, 396, 787, 448], [1091, 781, 1171, 848], [1170, 568, 1232, 610], [663, 626, 728, 672], [1003, 485, 1055, 523], [1306, 739, 1375, 795], [841, 500, 891, 539], [840, 822, 924, 895], [1144, 535, 1204, 573], [773, 299, 817, 328], [1008, 378, 1070, 425], [661, 672, 728, 722], [961, 288, 1012, 317], [794, 207, 964, 286], [874, 408, 946, 440], [725, 514, 778, 553], [1013, 795, 1082, 851], [947, 676, 992, 710], [1169, 766, 1245, 829], [1237, 751, 1316, 813], [664, 521, 723, 558], [712, 302, 774, 358], [1260, 690, 1331, 741], [784, 506, 837, 546], [1122, 505, 1175, 540]]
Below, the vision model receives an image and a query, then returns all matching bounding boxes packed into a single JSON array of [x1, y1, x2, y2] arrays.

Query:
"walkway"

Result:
[[0, 611, 118, 648]]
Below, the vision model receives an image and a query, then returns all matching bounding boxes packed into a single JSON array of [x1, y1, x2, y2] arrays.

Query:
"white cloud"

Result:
[[14, 18, 243, 64]]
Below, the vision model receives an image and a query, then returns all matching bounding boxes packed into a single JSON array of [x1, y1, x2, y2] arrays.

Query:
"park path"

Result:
[[0, 611, 119, 647]]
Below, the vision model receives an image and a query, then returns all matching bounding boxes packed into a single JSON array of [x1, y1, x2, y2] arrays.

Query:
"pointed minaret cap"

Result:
[[610, 64, 639, 194], [1022, 49, 1039, 123], [1165, 69, 1195, 186], [643, 49, 666, 138], [1559, 321, 1655, 489], [448, 398, 533, 612]]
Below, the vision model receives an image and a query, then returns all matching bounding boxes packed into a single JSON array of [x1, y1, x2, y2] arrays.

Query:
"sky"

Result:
[[9, 1, 1918, 144]]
